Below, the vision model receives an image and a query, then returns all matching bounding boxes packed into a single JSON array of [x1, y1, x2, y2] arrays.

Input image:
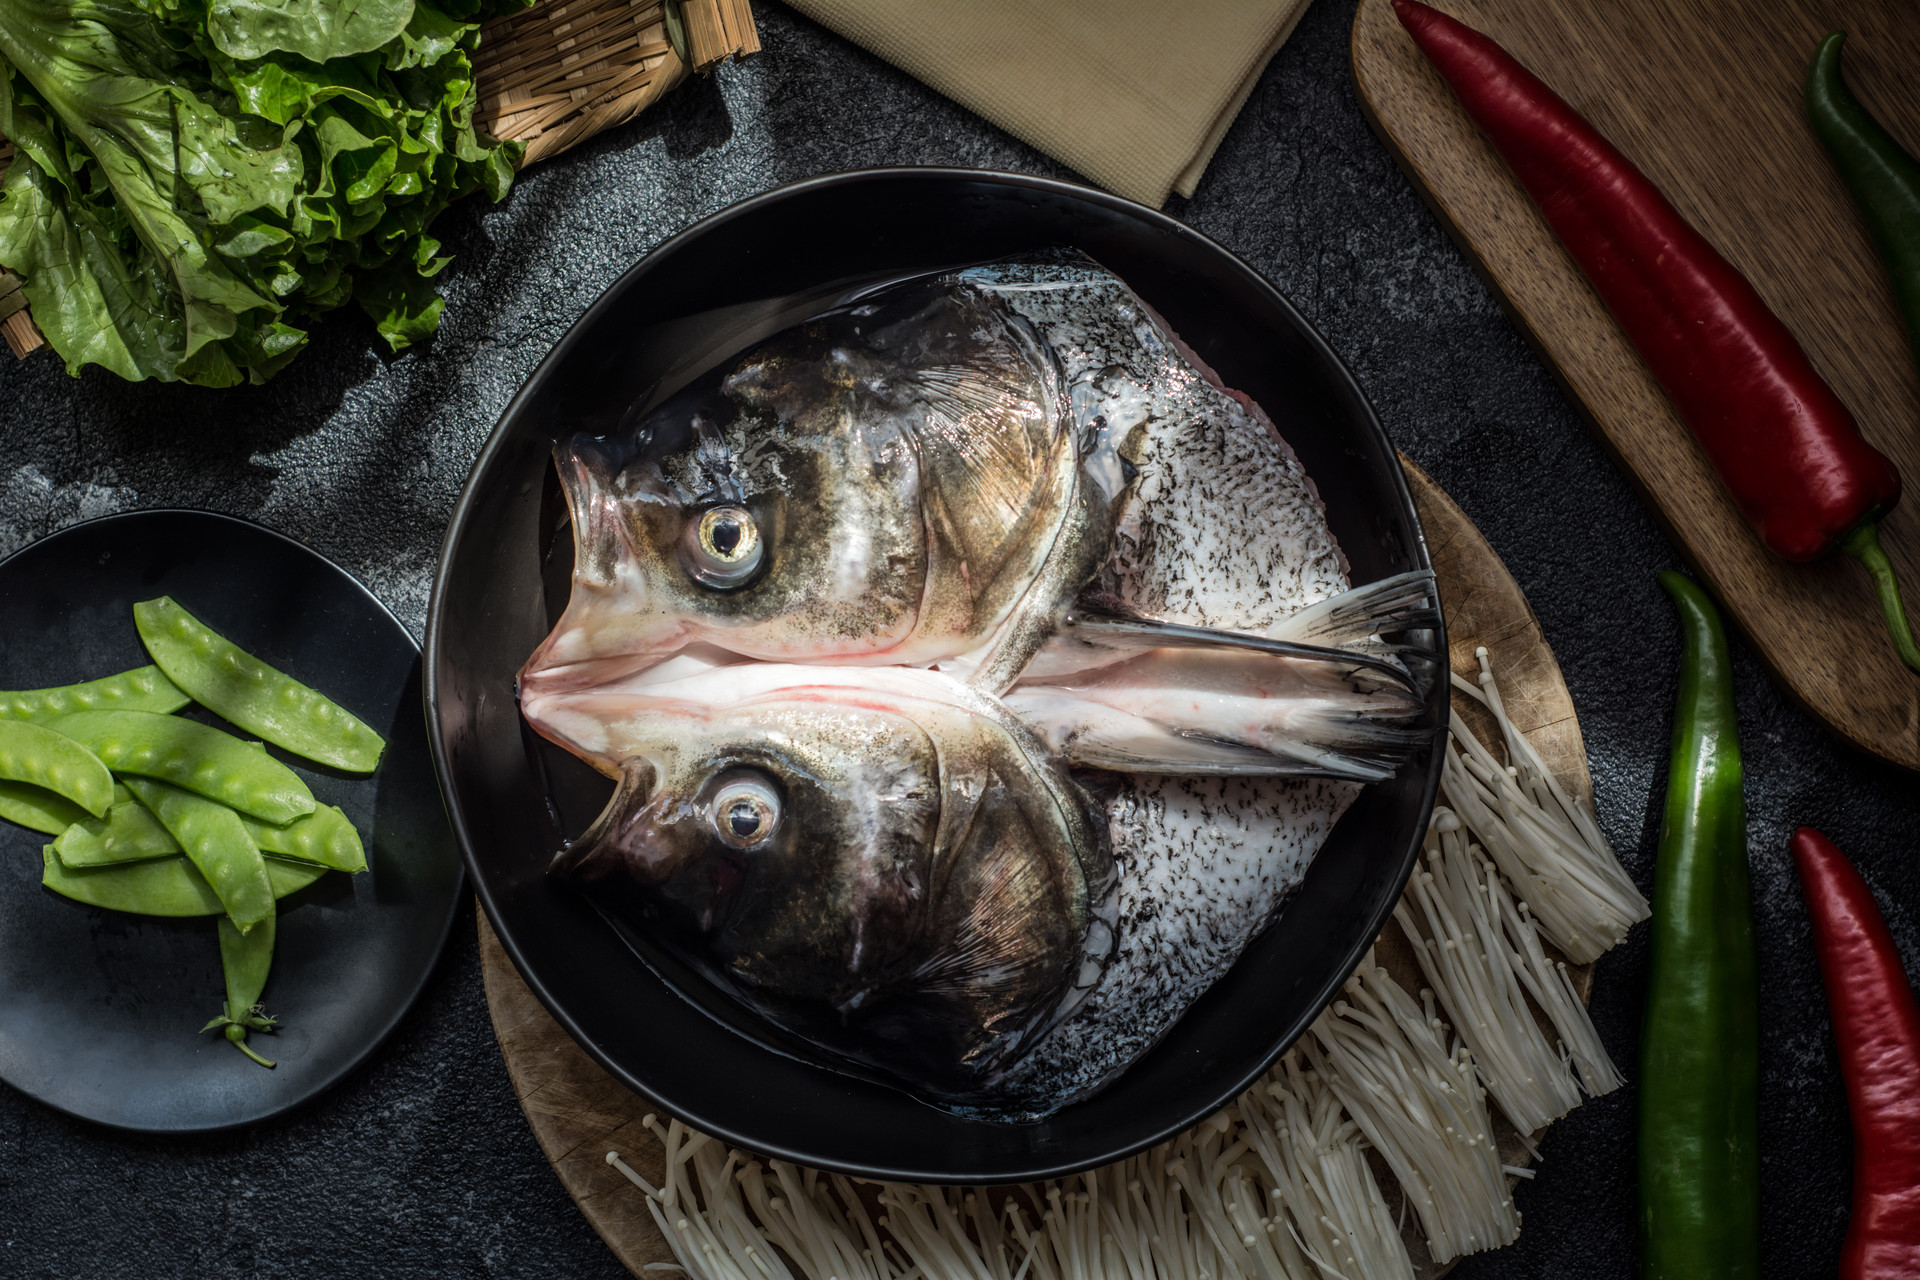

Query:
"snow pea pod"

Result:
[[40, 846, 327, 916], [122, 776, 274, 931], [204, 913, 278, 1067], [47, 709, 315, 824], [239, 805, 365, 873], [53, 796, 181, 867], [0, 665, 190, 722], [0, 779, 99, 835], [0, 719, 115, 817], [135, 597, 386, 772]]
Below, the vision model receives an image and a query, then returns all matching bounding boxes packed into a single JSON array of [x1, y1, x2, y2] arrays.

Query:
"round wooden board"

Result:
[[478, 456, 1598, 1277]]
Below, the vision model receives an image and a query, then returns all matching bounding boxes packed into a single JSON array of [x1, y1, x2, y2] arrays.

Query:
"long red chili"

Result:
[[1789, 827, 1920, 1278], [1393, 0, 1920, 673]]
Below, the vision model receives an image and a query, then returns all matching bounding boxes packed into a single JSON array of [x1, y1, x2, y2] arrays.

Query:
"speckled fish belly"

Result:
[[978, 255, 1367, 1112]]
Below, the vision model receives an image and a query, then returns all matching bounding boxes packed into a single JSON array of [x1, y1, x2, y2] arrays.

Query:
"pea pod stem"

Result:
[[1640, 572, 1760, 1279], [205, 914, 277, 1068], [135, 597, 386, 773]]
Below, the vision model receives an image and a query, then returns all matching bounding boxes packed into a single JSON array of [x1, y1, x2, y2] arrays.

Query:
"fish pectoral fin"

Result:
[[1033, 608, 1421, 697], [1267, 570, 1442, 652], [1003, 680, 1428, 784]]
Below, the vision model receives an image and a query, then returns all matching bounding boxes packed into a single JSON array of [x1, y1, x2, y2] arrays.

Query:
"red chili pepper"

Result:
[[1789, 827, 1920, 1279], [1393, 0, 1920, 673]]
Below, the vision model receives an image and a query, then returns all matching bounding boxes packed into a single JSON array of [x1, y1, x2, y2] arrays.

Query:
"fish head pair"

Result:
[[539, 672, 1116, 1097], [521, 274, 1102, 697]]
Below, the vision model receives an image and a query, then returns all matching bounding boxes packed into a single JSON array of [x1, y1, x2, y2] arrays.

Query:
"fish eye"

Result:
[[709, 774, 781, 849], [684, 505, 763, 589]]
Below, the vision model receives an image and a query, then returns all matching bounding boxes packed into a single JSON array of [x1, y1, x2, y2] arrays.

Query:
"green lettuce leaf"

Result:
[[0, 0, 523, 386], [207, 0, 413, 64]]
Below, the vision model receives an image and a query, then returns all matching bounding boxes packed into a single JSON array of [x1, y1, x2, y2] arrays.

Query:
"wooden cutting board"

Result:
[[1352, 0, 1920, 771], [479, 459, 1596, 1279]]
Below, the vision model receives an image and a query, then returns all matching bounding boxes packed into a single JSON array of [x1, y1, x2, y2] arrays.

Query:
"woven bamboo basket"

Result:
[[0, 0, 759, 361]]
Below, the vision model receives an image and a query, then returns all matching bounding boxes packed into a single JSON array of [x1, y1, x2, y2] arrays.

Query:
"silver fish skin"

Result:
[[522, 268, 1122, 698], [963, 254, 1434, 1114], [536, 666, 1118, 1107]]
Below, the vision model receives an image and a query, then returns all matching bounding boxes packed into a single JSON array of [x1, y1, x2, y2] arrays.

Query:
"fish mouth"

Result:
[[520, 443, 687, 695], [548, 760, 663, 885]]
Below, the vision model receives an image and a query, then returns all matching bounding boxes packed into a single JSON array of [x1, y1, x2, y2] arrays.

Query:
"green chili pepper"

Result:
[[134, 597, 386, 773], [0, 665, 190, 722], [53, 796, 181, 866], [202, 913, 278, 1068], [1808, 32, 1920, 379], [0, 778, 102, 835], [46, 709, 315, 824], [1640, 572, 1760, 1280], [0, 719, 115, 817], [240, 805, 366, 873], [40, 845, 327, 916], [121, 776, 275, 931]]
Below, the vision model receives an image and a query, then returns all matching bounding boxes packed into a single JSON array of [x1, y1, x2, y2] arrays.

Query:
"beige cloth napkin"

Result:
[[784, 0, 1314, 208]]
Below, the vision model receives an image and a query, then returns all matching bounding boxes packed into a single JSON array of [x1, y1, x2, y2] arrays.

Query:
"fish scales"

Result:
[[972, 257, 1359, 1110]]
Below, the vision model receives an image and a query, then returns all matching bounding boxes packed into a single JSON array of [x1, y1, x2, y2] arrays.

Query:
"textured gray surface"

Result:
[[0, 0, 1905, 1274]]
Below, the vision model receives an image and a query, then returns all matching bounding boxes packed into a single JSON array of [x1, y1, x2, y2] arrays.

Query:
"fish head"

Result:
[[546, 680, 1114, 1096], [521, 274, 1093, 694], [520, 364, 930, 692]]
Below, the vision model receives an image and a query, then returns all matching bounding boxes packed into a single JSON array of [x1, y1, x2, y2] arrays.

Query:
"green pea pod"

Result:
[[47, 709, 315, 824], [0, 665, 191, 722], [135, 597, 386, 773], [205, 913, 278, 1068], [40, 846, 327, 916], [0, 719, 115, 817], [0, 778, 99, 835], [1808, 32, 1920, 380], [240, 805, 366, 873], [1640, 572, 1760, 1280], [121, 777, 275, 931], [54, 798, 182, 867]]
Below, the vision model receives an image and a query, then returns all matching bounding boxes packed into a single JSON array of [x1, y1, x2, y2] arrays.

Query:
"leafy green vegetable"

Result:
[[0, 0, 527, 385]]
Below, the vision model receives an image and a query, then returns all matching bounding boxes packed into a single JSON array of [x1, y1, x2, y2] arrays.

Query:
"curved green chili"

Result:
[[0, 719, 115, 817], [40, 846, 327, 916], [47, 709, 315, 824], [0, 665, 190, 722], [122, 777, 275, 931], [1640, 572, 1760, 1279], [1809, 32, 1920, 379], [203, 913, 278, 1067], [135, 597, 386, 773]]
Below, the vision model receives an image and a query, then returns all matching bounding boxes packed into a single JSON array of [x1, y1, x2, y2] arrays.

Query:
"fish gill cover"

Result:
[[0, 0, 530, 385]]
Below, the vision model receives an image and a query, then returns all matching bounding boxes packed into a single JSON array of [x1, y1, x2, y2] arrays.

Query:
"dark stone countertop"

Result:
[[0, 2, 1905, 1275]]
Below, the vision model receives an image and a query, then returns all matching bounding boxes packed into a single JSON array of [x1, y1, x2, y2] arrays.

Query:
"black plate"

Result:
[[0, 510, 462, 1132], [426, 169, 1445, 1181]]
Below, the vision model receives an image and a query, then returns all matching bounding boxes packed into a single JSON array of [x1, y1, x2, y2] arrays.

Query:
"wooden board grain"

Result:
[[1353, 0, 1920, 770], [479, 459, 1598, 1278]]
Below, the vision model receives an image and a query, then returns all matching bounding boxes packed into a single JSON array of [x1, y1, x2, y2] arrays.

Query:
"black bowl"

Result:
[[425, 168, 1444, 1181]]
